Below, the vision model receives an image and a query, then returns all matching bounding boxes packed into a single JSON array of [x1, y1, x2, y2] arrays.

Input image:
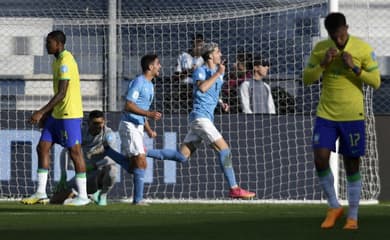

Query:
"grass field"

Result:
[[1, 202, 389, 240]]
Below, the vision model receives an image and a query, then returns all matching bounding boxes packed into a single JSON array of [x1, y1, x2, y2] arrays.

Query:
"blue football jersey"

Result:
[[190, 65, 224, 122], [121, 75, 154, 125]]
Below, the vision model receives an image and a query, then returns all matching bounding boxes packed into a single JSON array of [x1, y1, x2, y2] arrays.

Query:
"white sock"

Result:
[[75, 173, 87, 199], [36, 169, 48, 195]]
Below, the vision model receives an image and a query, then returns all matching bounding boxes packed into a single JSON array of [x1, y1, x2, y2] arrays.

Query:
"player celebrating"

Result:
[[180, 42, 255, 199], [119, 54, 164, 205], [106, 44, 254, 199], [303, 12, 380, 230], [21, 30, 89, 206]]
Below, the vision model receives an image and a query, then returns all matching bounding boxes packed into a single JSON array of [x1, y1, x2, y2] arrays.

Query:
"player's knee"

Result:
[[69, 145, 82, 158], [36, 141, 50, 155], [131, 155, 147, 169], [180, 143, 194, 158]]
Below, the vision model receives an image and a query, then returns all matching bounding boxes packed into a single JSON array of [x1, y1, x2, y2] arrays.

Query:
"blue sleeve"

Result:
[[192, 67, 206, 82], [104, 129, 117, 150], [126, 78, 143, 102]]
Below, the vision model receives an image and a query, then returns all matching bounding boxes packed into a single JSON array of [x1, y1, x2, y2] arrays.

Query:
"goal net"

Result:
[[0, 0, 381, 203]]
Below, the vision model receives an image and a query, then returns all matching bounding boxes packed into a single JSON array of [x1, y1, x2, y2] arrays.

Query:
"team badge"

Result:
[[60, 65, 68, 73], [198, 71, 205, 80], [371, 51, 376, 61], [132, 91, 139, 99]]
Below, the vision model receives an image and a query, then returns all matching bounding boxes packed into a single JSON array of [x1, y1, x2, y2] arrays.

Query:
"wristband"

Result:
[[352, 66, 361, 75]]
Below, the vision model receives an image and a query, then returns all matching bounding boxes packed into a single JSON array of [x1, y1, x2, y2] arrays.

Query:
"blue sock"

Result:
[[347, 173, 362, 220], [133, 168, 145, 204], [317, 168, 340, 208], [147, 149, 187, 163], [104, 146, 130, 173], [218, 149, 237, 188]]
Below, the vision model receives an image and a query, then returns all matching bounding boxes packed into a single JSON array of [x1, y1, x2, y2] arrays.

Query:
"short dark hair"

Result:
[[324, 12, 347, 33], [47, 30, 66, 44], [89, 110, 104, 120], [236, 52, 253, 70], [252, 55, 270, 70], [193, 33, 204, 41], [141, 54, 159, 73], [253, 59, 269, 67]]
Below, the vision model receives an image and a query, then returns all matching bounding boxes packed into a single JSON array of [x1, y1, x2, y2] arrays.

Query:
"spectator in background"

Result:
[[222, 52, 252, 113], [239, 57, 276, 114], [227, 52, 252, 89], [174, 33, 205, 84]]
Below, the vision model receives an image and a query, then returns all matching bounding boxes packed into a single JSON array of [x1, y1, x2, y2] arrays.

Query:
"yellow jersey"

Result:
[[51, 50, 83, 119], [303, 35, 380, 121]]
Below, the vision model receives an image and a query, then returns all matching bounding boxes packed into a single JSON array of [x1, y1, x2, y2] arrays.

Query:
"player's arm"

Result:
[[342, 49, 381, 89], [303, 46, 337, 86], [359, 67, 380, 89], [30, 80, 68, 124], [124, 79, 161, 120], [218, 98, 229, 112], [124, 101, 161, 120], [144, 119, 157, 138], [196, 62, 225, 93]]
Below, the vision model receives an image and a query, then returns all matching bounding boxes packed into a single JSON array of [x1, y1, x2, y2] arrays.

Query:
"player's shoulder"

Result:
[[132, 75, 147, 85], [350, 35, 372, 50], [193, 65, 207, 80], [103, 126, 116, 143], [58, 51, 77, 69], [195, 65, 207, 72], [103, 125, 114, 134], [59, 50, 75, 61]]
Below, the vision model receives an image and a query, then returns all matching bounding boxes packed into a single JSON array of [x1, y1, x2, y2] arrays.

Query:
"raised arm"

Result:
[[303, 46, 338, 86], [196, 63, 225, 93]]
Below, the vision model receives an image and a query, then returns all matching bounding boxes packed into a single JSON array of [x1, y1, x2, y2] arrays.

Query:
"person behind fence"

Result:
[[173, 33, 205, 84], [239, 57, 276, 114], [303, 12, 380, 230], [51, 110, 118, 206], [21, 30, 89, 206], [222, 52, 252, 113], [227, 52, 252, 90]]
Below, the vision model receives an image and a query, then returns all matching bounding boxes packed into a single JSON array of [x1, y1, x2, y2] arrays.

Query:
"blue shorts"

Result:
[[312, 117, 365, 157], [40, 115, 82, 148]]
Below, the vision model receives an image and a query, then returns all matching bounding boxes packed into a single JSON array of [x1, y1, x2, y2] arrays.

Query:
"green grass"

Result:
[[0, 202, 389, 240]]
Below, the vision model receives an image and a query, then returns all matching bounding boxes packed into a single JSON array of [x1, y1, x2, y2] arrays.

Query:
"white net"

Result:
[[0, 0, 381, 202]]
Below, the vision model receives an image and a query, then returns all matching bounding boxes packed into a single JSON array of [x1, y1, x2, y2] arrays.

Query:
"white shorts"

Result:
[[183, 118, 222, 149], [118, 120, 145, 157]]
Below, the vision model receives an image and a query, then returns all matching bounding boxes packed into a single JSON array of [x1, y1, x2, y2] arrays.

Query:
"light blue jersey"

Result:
[[121, 75, 154, 125], [190, 65, 224, 122]]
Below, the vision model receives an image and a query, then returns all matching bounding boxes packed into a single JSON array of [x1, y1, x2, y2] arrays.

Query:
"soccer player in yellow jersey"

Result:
[[303, 12, 380, 230], [21, 30, 89, 206]]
